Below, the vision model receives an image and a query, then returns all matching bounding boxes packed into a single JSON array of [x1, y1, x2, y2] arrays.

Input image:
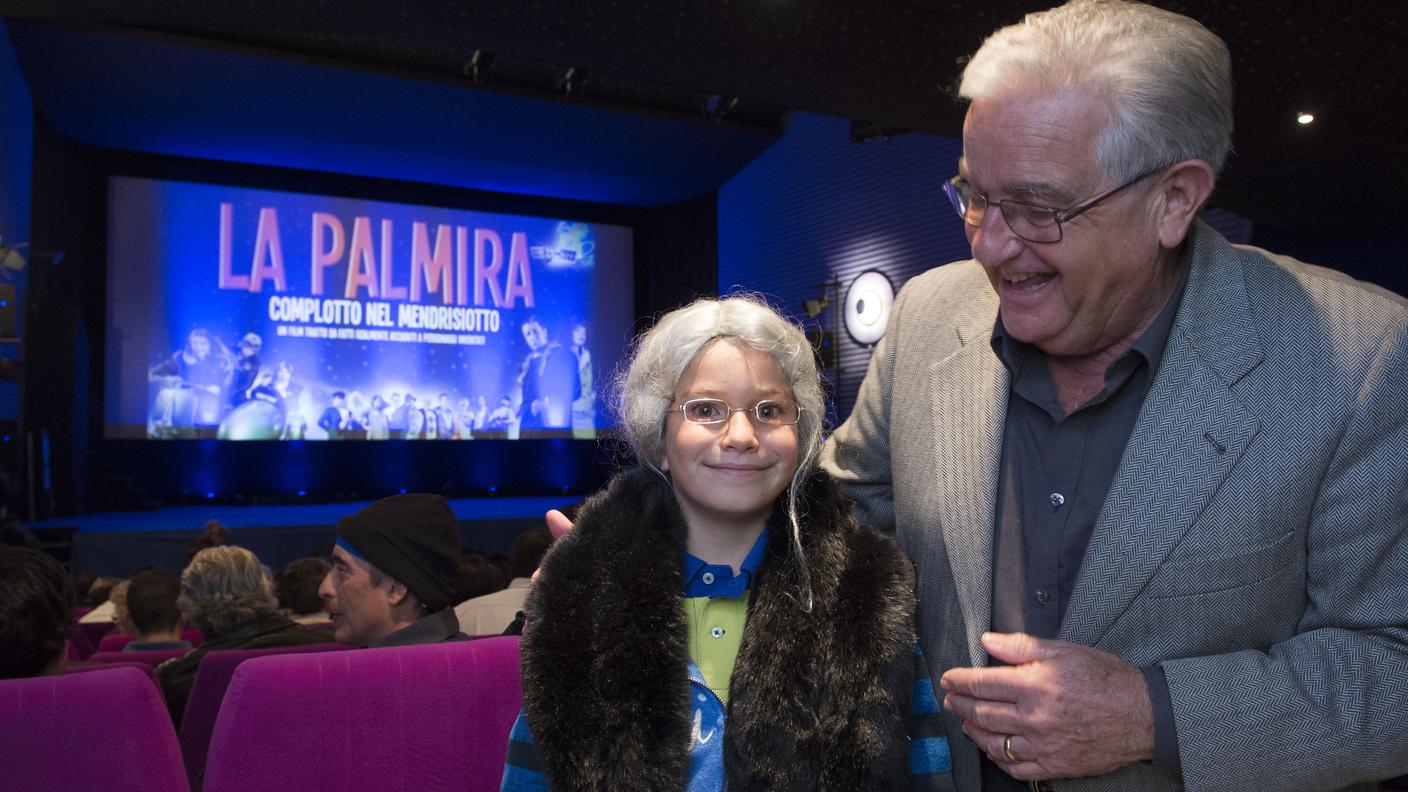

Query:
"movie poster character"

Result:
[[515, 316, 580, 437], [148, 327, 234, 438], [229, 333, 263, 406]]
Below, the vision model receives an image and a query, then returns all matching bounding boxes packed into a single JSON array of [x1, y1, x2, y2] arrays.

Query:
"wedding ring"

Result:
[[1003, 734, 1019, 763]]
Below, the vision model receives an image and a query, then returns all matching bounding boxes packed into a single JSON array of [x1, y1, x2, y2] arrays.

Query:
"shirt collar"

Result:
[[682, 528, 769, 599], [366, 608, 461, 648]]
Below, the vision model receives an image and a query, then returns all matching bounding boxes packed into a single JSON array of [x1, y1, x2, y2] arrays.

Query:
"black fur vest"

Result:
[[521, 467, 916, 791]]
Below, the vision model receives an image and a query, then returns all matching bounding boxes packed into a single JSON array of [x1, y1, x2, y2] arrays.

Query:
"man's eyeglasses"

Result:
[[674, 398, 802, 427], [942, 165, 1165, 244]]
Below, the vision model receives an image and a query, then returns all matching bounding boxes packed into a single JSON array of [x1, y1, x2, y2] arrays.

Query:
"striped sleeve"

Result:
[[908, 643, 955, 791], [501, 709, 548, 791]]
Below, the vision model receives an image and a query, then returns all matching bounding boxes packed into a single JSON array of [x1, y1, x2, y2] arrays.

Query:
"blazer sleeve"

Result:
[[820, 281, 908, 535], [1162, 318, 1408, 791]]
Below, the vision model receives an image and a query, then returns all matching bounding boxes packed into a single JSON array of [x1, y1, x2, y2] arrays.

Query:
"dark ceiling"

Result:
[[3, 0, 1405, 231]]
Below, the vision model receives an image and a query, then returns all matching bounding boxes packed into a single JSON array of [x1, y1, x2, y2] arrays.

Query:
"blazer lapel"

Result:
[[1061, 221, 1264, 647], [929, 322, 1008, 668]]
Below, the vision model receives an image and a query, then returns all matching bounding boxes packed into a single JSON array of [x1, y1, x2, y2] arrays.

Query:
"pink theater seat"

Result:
[[79, 620, 116, 652], [203, 637, 522, 792], [65, 660, 162, 692], [101, 629, 206, 653], [97, 633, 134, 652], [0, 665, 189, 792], [89, 648, 192, 666], [179, 643, 349, 789]]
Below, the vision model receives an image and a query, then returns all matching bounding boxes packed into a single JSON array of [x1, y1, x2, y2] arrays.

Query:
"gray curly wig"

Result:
[[615, 293, 825, 609]]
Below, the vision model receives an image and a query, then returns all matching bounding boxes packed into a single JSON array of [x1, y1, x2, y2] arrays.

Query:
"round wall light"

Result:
[[843, 270, 895, 345]]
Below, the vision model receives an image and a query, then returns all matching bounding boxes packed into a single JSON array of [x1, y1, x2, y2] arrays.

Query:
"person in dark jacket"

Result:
[[319, 493, 468, 648], [159, 546, 330, 727]]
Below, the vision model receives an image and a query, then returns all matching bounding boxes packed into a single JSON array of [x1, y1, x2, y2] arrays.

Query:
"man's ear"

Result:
[[385, 579, 409, 607], [1155, 159, 1216, 249]]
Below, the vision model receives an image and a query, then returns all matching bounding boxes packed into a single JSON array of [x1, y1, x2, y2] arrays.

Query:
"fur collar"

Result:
[[522, 467, 916, 791]]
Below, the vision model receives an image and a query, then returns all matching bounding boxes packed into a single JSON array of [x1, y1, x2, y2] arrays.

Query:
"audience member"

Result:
[[160, 546, 330, 726], [73, 571, 97, 604], [0, 546, 74, 679], [78, 576, 123, 623], [278, 557, 332, 624], [124, 569, 190, 651], [185, 519, 230, 566], [455, 528, 550, 635], [452, 553, 508, 605], [0, 508, 42, 549], [107, 579, 131, 632], [319, 493, 467, 647]]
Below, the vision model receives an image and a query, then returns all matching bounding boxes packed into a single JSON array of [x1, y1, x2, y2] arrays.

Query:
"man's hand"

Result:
[[531, 509, 576, 583], [939, 632, 1154, 781]]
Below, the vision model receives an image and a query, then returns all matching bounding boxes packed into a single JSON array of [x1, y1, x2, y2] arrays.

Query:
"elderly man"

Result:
[[320, 493, 467, 647], [819, 1, 1408, 791]]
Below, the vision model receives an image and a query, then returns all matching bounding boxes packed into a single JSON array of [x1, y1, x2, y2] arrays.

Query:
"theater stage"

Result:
[[33, 496, 578, 577]]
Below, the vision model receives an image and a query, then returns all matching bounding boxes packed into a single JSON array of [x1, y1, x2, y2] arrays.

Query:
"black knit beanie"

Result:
[[336, 493, 460, 612]]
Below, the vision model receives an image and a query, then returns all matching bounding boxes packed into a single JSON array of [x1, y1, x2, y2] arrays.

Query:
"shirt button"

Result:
[[701, 572, 716, 585], [1035, 590, 1051, 604], [710, 627, 725, 639], [1049, 492, 1065, 508]]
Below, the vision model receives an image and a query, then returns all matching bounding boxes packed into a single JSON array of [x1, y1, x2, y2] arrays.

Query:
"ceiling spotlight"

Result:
[[1297, 112, 1315, 125]]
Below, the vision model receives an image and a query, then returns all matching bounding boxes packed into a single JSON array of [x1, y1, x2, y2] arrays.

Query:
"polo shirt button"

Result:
[[701, 572, 716, 585], [710, 627, 725, 638], [1049, 492, 1065, 508]]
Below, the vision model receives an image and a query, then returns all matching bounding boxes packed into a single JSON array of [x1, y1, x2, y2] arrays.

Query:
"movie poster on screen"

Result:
[[106, 177, 632, 441]]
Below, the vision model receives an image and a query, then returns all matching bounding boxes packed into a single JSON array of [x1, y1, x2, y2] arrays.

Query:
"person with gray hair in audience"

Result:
[[158, 546, 330, 727]]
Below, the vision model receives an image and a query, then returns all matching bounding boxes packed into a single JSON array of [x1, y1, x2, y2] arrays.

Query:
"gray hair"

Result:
[[616, 294, 824, 610], [178, 546, 280, 638], [959, 0, 1233, 180]]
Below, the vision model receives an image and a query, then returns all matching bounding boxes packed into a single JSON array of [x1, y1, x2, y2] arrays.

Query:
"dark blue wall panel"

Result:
[[719, 112, 967, 421]]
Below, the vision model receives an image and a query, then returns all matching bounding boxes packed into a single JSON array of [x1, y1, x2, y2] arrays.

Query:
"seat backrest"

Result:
[[98, 629, 205, 653], [0, 666, 189, 792], [98, 632, 136, 652], [89, 648, 192, 666], [78, 620, 116, 654], [203, 637, 522, 792], [179, 643, 349, 787], [65, 660, 161, 692]]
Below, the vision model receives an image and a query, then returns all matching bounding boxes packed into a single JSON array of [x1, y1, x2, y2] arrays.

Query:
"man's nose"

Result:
[[968, 206, 1024, 267]]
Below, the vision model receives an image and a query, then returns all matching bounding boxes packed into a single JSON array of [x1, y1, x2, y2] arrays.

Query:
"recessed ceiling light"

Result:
[[1297, 112, 1315, 125]]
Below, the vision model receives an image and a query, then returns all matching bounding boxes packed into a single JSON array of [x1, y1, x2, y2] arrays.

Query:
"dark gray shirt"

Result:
[[983, 265, 1188, 790]]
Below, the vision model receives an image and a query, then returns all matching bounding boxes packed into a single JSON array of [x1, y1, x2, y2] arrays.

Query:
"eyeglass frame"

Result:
[[943, 164, 1168, 244], [671, 397, 804, 427]]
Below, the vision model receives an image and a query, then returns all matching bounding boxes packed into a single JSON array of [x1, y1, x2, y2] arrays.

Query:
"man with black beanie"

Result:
[[319, 493, 468, 647]]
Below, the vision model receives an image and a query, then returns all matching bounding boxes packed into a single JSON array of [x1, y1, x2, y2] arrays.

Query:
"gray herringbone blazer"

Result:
[[822, 220, 1408, 792]]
